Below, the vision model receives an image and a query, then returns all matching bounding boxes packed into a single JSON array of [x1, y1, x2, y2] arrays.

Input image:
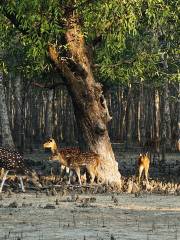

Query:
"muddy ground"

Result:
[[0, 150, 179, 240]]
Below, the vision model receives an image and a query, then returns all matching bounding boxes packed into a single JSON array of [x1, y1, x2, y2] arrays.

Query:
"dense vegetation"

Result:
[[0, 1, 179, 158], [0, 1, 179, 81]]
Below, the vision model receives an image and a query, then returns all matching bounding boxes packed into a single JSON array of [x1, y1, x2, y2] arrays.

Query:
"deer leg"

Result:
[[90, 173, 95, 184], [60, 164, 65, 172], [19, 176, 25, 192], [60, 165, 66, 178], [50, 167, 54, 176], [86, 166, 95, 184], [145, 166, 149, 184], [68, 170, 73, 184], [0, 168, 4, 179], [60, 165, 69, 180], [65, 167, 70, 175], [138, 165, 144, 184], [75, 167, 81, 185], [0, 170, 9, 193], [81, 172, 87, 184]]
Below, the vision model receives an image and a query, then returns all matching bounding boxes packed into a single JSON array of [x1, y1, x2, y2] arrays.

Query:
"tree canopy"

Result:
[[0, 0, 179, 86]]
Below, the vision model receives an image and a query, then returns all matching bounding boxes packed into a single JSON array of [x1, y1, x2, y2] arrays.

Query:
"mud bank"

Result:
[[0, 192, 180, 240]]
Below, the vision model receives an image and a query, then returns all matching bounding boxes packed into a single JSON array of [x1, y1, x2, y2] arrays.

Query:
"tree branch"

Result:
[[48, 44, 76, 85], [32, 81, 65, 89]]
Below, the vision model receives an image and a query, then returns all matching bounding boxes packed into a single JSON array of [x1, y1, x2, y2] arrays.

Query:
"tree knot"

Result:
[[94, 122, 106, 136]]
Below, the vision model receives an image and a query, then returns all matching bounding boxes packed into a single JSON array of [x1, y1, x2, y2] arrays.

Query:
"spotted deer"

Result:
[[138, 153, 150, 184], [43, 138, 80, 176], [50, 150, 101, 185], [0, 147, 41, 193], [43, 138, 58, 154]]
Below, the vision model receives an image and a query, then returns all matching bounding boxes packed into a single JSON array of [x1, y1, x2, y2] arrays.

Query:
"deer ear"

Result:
[[139, 153, 142, 157]]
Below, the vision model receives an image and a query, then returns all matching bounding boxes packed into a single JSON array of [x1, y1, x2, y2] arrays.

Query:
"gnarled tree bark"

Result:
[[48, 14, 121, 188]]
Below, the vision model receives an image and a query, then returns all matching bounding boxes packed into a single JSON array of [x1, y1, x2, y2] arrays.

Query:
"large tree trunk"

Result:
[[48, 14, 121, 188], [0, 73, 15, 148]]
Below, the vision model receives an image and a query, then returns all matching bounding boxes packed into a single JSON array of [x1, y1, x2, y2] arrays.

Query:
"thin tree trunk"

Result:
[[116, 86, 121, 141], [137, 89, 141, 144], [161, 83, 172, 161], [14, 75, 23, 151], [0, 73, 15, 148], [164, 84, 172, 149], [154, 89, 160, 154], [119, 87, 130, 142], [139, 82, 146, 149], [48, 13, 121, 188], [125, 84, 132, 147], [176, 83, 180, 151], [44, 89, 53, 138]]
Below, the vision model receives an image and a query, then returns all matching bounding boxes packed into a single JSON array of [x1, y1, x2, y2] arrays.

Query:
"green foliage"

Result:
[[80, 0, 179, 86], [0, 0, 179, 86], [0, 0, 64, 77]]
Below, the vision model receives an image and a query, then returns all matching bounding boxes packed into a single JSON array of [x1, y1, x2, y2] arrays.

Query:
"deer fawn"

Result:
[[0, 147, 41, 193], [50, 150, 101, 185], [138, 153, 150, 184]]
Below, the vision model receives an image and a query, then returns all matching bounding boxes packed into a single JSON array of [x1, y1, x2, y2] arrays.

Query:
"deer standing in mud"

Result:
[[50, 150, 101, 185], [43, 137, 101, 185], [138, 153, 150, 184], [0, 147, 41, 193], [43, 138, 80, 176]]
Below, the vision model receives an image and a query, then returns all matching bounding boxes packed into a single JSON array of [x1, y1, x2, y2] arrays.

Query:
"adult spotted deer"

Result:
[[0, 147, 41, 193], [50, 150, 101, 185], [43, 138, 80, 176], [138, 153, 150, 184]]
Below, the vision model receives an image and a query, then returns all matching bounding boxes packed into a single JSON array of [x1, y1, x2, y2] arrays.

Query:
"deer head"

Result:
[[43, 138, 58, 153]]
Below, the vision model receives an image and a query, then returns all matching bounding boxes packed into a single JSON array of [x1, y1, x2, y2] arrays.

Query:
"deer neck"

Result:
[[52, 143, 58, 154], [59, 154, 67, 167], [53, 150, 67, 167]]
